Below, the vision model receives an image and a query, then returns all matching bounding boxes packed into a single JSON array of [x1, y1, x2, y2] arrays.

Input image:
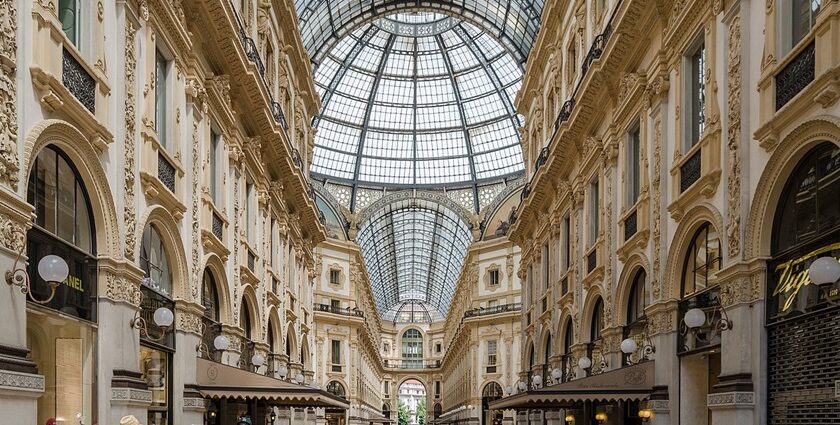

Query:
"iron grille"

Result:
[[680, 150, 701, 193], [677, 286, 723, 354], [775, 41, 815, 111], [270, 101, 288, 130], [212, 212, 224, 241], [247, 250, 255, 271], [535, 146, 550, 170], [292, 148, 302, 168], [463, 302, 521, 318], [157, 153, 176, 193], [624, 209, 638, 241], [62, 47, 95, 113], [768, 306, 840, 424], [555, 99, 575, 129], [140, 287, 175, 348], [587, 250, 597, 274], [581, 24, 612, 76]]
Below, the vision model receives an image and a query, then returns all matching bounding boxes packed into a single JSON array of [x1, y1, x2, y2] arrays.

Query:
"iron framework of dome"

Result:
[[309, 12, 526, 209], [356, 198, 472, 320]]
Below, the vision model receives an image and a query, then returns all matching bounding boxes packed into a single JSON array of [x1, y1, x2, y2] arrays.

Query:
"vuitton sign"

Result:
[[771, 242, 840, 319]]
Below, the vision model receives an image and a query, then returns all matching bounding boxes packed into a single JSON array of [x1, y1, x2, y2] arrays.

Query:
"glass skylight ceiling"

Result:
[[356, 198, 472, 320], [310, 13, 525, 188]]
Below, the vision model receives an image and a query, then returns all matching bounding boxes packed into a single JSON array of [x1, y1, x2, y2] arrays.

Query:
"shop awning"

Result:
[[195, 358, 349, 409], [488, 361, 655, 410]]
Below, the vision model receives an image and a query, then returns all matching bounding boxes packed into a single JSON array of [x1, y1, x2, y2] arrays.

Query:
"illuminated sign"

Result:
[[773, 242, 840, 312]]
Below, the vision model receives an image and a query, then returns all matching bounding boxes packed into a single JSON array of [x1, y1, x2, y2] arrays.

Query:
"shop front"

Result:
[[488, 361, 656, 425], [766, 142, 840, 424], [24, 146, 99, 425]]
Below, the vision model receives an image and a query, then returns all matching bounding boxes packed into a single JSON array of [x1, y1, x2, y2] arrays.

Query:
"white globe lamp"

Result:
[[808, 257, 840, 285], [578, 356, 592, 370], [38, 255, 69, 283], [620, 338, 638, 354], [684, 308, 707, 329], [213, 335, 230, 351], [153, 307, 175, 327]]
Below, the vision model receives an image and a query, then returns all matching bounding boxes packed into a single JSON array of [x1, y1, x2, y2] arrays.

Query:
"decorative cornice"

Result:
[[0, 370, 45, 394]]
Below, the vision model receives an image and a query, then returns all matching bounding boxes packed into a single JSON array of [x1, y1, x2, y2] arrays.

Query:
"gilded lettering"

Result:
[[773, 243, 840, 312]]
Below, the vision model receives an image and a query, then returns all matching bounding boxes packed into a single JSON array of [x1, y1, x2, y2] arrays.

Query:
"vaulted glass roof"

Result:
[[309, 13, 525, 190], [356, 198, 472, 319], [294, 0, 545, 66]]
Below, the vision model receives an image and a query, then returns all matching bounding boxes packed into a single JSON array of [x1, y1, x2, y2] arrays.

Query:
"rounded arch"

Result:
[[325, 379, 347, 398], [581, 291, 605, 343], [137, 206, 190, 300], [538, 329, 553, 364], [23, 120, 120, 257], [615, 253, 650, 325], [266, 306, 283, 353], [201, 253, 232, 323], [396, 375, 428, 391], [559, 313, 575, 354], [664, 203, 724, 299], [482, 381, 504, 397], [239, 285, 261, 341], [746, 116, 840, 258], [285, 326, 299, 361]]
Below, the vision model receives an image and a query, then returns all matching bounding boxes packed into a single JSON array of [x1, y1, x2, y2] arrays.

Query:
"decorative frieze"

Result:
[[725, 14, 742, 259], [0, 370, 45, 394], [707, 391, 755, 409], [0, 0, 19, 190], [124, 20, 138, 260]]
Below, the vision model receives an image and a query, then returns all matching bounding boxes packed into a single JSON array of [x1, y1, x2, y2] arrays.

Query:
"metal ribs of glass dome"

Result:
[[310, 17, 524, 197], [356, 199, 472, 319], [294, 0, 544, 66]]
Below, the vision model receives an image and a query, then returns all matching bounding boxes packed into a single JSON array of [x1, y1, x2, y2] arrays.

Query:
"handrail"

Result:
[[464, 302, 522, 318], [314, 303, 365, 318]]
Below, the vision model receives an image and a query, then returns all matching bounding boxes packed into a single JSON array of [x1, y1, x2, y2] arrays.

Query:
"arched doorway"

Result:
[[325, 381, 347, 425], [397, 379, 427, 425], [481, 382, 504, 425]]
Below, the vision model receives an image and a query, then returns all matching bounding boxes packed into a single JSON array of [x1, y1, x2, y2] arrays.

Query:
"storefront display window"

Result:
[[140, 346, 171, 425]]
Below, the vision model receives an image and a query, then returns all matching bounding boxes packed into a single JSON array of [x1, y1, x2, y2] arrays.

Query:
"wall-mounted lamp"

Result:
[[809, 256, 840, 305], [638, 408, 652, 422], [5, 229, 69, 304], [531, 373, 543, 388], [577, 356, 592, 370], [564, 413, 575, 425], [620, 335, 655, 365], [293, 372, 305, 384], [129, 289, 174, 342], [504, 386, 513, 396], [196, 323, 230, 357], [269, 410, 277, 425], [277, 364, 289, 380], [594, 412, 607, 423], [517, 380, 527, 392]]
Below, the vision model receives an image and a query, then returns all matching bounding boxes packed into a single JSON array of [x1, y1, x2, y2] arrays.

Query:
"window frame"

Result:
[[680, 222, 722, 297], [684, 33, 706, 151], [154, 48, 172, 149], [626, 124, 641, 208], [588, 178, 600, 246]]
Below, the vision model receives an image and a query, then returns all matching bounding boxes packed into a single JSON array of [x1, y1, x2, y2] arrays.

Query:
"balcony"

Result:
[[383, 360, 441, 369], [314, 303, 365, 318], [775, 41, 815, 111], [678, 285, 726, 355], [463, 302, 522, 318]]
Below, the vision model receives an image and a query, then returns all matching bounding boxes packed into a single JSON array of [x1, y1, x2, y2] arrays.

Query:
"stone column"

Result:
[[0, 193, 42, 425], [174, 304, 206, 425], [645, 302, 677, 425]]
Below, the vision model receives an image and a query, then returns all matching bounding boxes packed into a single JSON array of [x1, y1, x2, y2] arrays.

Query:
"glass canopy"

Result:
[[310, 13, 525, 189], [356, 198, 472, 319]]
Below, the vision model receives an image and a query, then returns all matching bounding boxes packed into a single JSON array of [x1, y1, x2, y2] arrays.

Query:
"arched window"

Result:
[[590, 298, 604, 342], [528, 343, 535, 368], [401, 329, 423, 367], [773, 142, 840, 255], [562, 321, 574, 354], [681, 222, 721, 296], [627, 270, 647, 324], [202, 270, 220, 322], [433, 403, 442, 419], [241, 301, 252, 340], [26, 146, 97, 320], [482, 382, 503, 398], [383, 403, 391, 419], [326, 381, 346, 398], [28, 146, 94, 253], [140, 224, 172, 298], [544, 333, 552, 365]]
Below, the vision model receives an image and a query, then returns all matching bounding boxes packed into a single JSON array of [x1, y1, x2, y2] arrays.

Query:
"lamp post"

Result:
[[129, 293, 175, 343]]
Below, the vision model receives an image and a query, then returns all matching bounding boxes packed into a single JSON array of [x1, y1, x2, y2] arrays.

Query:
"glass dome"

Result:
[[310, 12, 525, 188]]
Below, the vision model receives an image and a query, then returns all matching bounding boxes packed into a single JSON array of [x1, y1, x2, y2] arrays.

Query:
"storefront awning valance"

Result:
[[488, 361, 656, 410], [196, 358, 349, 409]]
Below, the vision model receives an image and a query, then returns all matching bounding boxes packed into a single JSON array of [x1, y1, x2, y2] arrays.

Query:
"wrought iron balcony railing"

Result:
[[314, 303, 365, 318], [463, 302, 522, 318]]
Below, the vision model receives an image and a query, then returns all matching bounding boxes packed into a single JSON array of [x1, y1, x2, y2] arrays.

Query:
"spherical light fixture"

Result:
[[532, 374, 542, 387], [808, 256, 840, 285], [638, 408, 652, 419], [595, 412, 607, 422], [153, 307, 175, 327], [38, 255, 70, 284], [577, 356, 592, 370], [565, 413, 575, 423], [251, 354, 265, 367], [551, 368, 562, 380], [213, 335, 231, 351], [683, 308, 707, 329], [277, 365, 288, 379], [505, 386, 512, 395], [517, 381, 527, 392], [620, 338, 638, 354], [295, 373, 305, 384]]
